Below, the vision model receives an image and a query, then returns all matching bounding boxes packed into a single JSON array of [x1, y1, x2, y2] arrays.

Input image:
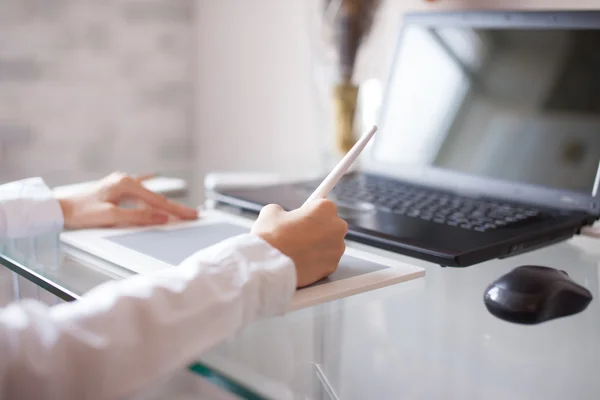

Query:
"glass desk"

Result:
[[1, 206, 599, 399]]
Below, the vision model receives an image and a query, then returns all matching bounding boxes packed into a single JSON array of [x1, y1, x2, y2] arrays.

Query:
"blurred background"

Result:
[[0, 0, 196, 193], [0, 0, 431, 205], [1, 0, 598, 206], [0, 0, 365, 204]]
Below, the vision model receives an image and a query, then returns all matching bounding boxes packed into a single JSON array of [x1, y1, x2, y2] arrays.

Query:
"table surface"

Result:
[[1, 199, 599, 400]]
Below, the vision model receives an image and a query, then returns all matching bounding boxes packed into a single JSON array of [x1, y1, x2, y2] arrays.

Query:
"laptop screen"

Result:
[[375, 24, 600, 196]]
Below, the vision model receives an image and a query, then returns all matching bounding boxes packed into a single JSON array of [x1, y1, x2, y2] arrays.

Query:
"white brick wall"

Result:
[[0, 0, 195, 187]]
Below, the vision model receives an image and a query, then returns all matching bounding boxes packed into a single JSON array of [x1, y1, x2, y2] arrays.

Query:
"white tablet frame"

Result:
[[60, 209, 424, 310]]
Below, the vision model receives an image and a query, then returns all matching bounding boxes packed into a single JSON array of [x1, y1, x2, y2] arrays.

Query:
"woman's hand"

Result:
[[56, 173, 198, 229], [251, 199, 348, 288]]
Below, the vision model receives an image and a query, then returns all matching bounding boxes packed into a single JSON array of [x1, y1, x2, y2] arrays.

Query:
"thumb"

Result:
[[113, 207, 169, 227]]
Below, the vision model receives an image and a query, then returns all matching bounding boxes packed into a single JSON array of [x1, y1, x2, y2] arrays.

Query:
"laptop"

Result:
[[214, 11, 600, 267]]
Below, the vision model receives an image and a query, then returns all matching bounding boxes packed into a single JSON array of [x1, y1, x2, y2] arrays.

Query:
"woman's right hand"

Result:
[[251, 199, 348, 288]]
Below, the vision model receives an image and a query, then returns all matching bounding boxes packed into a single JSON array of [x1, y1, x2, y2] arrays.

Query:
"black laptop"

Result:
[[215, 11, 600, 267]]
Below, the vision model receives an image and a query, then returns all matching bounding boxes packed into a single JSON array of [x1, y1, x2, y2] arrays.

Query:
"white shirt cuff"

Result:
[[179, 233, 297, 317], [237, 234, 297, 316], [0, 178, 64, 238]]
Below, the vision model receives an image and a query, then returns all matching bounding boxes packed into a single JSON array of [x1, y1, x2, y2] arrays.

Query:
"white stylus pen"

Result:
[[304, 125, 378, 205]]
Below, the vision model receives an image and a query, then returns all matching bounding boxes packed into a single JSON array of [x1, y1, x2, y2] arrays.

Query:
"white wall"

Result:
[[193, 0, 323, 201], [0, 0, 195, 187]]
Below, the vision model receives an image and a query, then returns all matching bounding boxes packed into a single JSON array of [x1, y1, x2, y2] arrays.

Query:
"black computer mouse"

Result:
[[484, 265, 593, 324]]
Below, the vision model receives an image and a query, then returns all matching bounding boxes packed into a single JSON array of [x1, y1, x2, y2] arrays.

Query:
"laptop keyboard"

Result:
[[296, 175, 542, 233]]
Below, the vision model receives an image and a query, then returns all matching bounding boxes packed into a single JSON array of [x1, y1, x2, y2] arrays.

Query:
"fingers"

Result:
[[302, 199, 345, 224], [302, 198, 338, 214], [260, 204, 285, 217], [134, 173, 157, 183], [338, 217, 349, 235], [301, 199, 348, 249], [332, 217, 348, 258], [111, 207, 170, 227], [302, 199, 337, 216], [63, 202, 169, 229], [113, 174, 198, 220]]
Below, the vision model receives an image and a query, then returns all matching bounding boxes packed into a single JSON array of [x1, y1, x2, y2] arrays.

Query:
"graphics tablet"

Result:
[[60, 209, 424, 310]]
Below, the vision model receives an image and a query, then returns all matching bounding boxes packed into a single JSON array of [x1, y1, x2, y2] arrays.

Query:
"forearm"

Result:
[[0, 234, 296, 400]]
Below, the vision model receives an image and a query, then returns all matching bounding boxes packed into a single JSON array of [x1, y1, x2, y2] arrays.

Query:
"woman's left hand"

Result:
[[56, 173, 198, 229]]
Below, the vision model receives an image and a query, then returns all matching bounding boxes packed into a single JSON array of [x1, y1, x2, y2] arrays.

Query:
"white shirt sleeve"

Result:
[[0, 178, 297, 400], [0, 177, 64, 238]]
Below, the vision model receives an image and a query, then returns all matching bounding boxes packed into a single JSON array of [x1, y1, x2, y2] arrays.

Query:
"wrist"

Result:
[[57, 197, 74, 229], [252, 233, 300, 288]]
